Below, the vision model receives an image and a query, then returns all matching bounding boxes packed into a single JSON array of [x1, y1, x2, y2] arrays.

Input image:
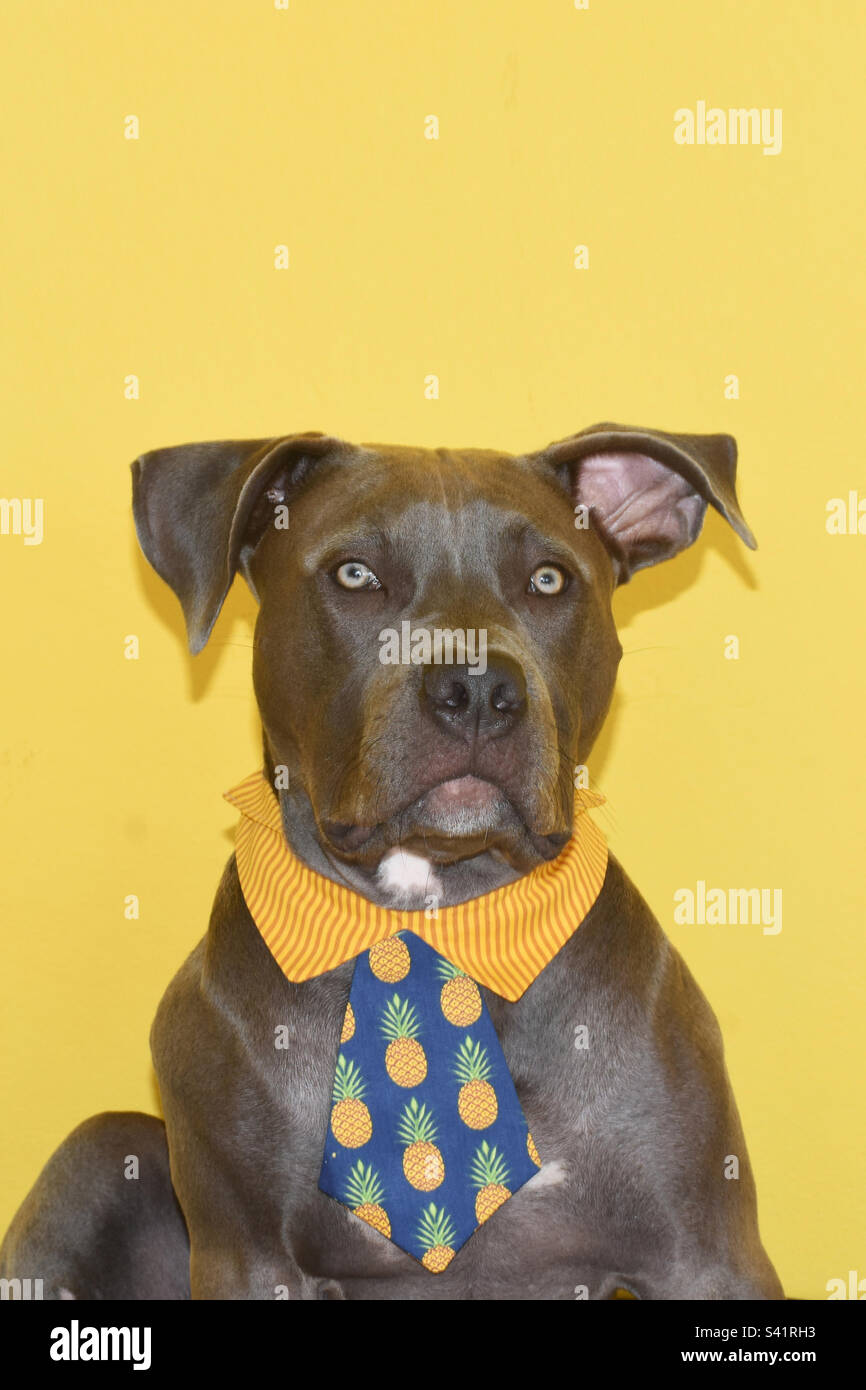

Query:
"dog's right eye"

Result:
[[334, 561, 382, 591]]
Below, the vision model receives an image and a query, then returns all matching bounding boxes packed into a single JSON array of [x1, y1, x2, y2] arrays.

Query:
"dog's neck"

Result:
[[273, 781, 528, 910]]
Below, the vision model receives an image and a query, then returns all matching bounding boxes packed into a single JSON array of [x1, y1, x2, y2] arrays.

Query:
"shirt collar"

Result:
[[224, 771, 608, 1001]]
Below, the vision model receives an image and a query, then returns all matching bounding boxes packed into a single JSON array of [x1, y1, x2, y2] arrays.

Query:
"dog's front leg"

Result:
[[189, 1240, 340, 1301], [159, 1109, 337, 1301], [604, 941, 786, 1302], [151, 931, 339, 1300], [625, 1252, 784, 1302]]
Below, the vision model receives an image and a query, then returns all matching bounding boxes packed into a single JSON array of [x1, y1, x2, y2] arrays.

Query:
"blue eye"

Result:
[[528, 564, 567, 595], [335, 561, 382, 591]]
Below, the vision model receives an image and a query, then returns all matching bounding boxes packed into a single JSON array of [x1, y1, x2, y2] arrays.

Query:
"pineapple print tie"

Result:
[[318, 931, 542, 1273]]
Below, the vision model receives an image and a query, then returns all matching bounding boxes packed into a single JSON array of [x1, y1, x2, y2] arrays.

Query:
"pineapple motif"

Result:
[[454, 1036, 498, 1129], [344, 1161, 391, 1237], [416, 1203, 457, 1272], [369, 935, 411, 982], [330, 1054, 372, 1147], [397, 1097, 445, 1191], [381, 994, 427, 1086], [527, 1132, 541, 1167], [340, 1002, 355, 1044], [470, 1141, 511, 1224], [436, 958, 482, 1026]]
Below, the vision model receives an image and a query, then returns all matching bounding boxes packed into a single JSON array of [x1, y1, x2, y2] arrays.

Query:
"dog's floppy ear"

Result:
[[531, 422, 756, 582], [131, 432, 345, 653]]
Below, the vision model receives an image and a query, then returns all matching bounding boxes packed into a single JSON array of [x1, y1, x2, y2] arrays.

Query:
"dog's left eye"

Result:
[[334, 560, 382, 591], [528, 564, 567, 595]]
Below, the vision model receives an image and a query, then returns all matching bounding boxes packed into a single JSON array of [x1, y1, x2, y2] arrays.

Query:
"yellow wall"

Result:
[[1, 1, 863, 1300]]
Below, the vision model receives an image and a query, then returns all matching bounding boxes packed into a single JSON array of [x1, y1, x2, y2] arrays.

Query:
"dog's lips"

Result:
[[320, 775, 571, 869], [321, 775, 533, 864], [420, 775, 501, 815], [321, 777, 509, 854], [399, 776, 522, 859], [323, 821, 377, 851]]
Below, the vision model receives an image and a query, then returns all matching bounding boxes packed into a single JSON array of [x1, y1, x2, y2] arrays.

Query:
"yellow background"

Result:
[[2, 1, 864, 1300]]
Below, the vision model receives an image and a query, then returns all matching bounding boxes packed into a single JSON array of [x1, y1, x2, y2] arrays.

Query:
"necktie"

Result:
[[317, 931, 542, 1271]]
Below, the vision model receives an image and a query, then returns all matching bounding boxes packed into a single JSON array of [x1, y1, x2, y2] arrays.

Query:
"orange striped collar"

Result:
[[223, 772, 608, 1002]]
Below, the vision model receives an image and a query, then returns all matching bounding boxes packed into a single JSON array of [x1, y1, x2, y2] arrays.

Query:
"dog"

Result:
[[0, 421, 784, 1300]]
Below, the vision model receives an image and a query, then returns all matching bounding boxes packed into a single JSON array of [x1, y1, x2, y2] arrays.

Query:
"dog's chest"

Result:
[[157, 917, 602, 1294]]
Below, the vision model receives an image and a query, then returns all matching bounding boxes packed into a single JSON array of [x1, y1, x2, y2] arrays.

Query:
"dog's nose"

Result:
[[421, 658, 527, 741]]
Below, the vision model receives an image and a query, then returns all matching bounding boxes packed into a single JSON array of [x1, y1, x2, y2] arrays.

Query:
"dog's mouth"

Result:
[[322, 775, 569, 868]]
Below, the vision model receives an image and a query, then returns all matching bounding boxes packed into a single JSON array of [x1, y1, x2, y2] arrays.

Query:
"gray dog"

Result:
[[0, 422, 783, 1300]]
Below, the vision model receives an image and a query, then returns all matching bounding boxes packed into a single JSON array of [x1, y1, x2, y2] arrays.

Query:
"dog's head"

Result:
[[132, 424, 754, 891]]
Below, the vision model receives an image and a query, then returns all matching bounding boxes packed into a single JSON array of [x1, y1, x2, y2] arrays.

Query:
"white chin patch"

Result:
[[376, 848, 442, 908]]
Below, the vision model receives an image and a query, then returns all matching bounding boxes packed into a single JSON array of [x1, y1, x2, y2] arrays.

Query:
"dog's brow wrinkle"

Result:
[[433, 449, 457, 567], [306, 527, 391, 571]]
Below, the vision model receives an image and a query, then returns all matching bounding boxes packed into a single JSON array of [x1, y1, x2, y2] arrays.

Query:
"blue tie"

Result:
[[318, 931, 542, 1272]]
